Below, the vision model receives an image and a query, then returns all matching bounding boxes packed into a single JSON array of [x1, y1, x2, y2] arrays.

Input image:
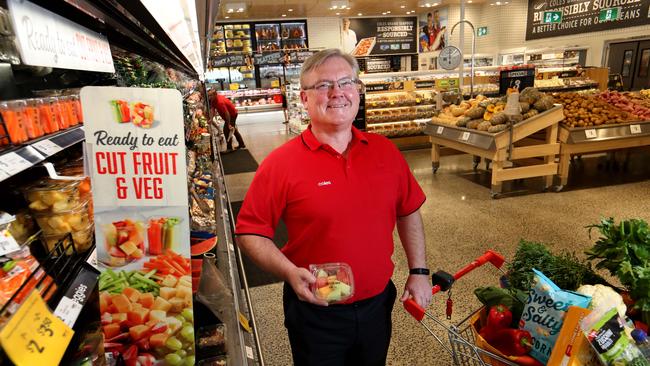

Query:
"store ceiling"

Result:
[[215, 0, 489, 21]]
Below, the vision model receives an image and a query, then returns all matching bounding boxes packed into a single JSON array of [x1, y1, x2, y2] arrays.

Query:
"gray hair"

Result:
[[300, 49, 360, 87]]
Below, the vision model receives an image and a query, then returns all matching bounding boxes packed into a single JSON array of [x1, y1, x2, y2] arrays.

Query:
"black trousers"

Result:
[[283, 281, 397, 366], [223, 117, 245, 150]]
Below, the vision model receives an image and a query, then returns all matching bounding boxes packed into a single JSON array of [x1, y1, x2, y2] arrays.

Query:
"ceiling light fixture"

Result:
[[224, 2, 246, 13], [336, 12, 340, 15], [282, 14, 286, 17], [330, 0, 350, 10], [358, 12, 362, 15], [225, 16, 230, 18], [288, 8, 293, 11], [400, 5, 406, 8], [418, 0, 433, 7]]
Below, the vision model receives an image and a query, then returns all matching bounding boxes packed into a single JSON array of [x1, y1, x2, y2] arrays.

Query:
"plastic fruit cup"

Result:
[[309, 262, 355, 304], [42, 223, 94, 255], [24, 180, 80, 213]]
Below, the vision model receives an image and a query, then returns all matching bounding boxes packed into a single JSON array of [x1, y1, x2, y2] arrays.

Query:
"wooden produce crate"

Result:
[[557, 120, 650, 188], [424, 105, 564, 198]]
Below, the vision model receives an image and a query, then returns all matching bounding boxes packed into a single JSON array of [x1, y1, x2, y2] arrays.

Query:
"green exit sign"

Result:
[[543, 11, 562, 23], [477, 27, 488, 37], [599, 7, 620, 21]]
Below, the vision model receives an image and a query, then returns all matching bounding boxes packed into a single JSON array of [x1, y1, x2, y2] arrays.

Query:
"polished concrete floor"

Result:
[[225, 111, 650, 366]]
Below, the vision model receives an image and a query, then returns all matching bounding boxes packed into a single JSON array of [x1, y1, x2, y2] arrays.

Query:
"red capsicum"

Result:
[[492, 328, 533, 357], [479, 304, 513, 342]]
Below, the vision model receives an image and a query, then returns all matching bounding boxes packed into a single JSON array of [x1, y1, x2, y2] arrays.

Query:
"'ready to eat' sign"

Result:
[[81, 87, 196, 365], [526, 0, 650, 40]]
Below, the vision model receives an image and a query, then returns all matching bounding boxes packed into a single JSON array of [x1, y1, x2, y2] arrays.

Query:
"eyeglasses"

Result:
[[303, 78, 364, 93]]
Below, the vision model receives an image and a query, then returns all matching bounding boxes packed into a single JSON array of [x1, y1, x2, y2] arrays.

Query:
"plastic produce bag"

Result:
[[196, 253, 232, 324], [581, 308, 650, 366]]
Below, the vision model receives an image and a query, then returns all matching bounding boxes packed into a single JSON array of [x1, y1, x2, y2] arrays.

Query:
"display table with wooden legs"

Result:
[[425, 105, 564, 198], [557, 121, 650, 188]]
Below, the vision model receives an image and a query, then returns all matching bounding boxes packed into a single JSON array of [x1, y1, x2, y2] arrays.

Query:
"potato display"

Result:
[[553, 92, 640, 128], [430, 88, 555, 133]]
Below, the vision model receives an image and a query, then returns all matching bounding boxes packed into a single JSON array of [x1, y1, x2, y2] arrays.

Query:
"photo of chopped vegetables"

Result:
[[110, 99, 155, 128], [95, 207, 194, 365], [99, 250, 195, 365]]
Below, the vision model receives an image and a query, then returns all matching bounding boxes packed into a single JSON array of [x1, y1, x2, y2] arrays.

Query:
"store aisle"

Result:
[[224, 114, 650, 366]]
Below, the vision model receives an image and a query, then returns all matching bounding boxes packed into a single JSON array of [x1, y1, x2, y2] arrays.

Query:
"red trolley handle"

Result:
[[403, 250, 505, 321]]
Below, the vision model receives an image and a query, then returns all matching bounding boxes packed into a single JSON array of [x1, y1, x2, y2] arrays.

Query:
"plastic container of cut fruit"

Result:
[[24, 180, 80, 213], [33, 199, 91, 235], [309, 262, 355, 304], [41, 223, 94, 254]]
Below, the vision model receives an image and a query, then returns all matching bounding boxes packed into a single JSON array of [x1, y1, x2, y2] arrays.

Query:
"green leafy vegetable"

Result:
[[585, 217, 650, 324], [507, 239, 608, 292]]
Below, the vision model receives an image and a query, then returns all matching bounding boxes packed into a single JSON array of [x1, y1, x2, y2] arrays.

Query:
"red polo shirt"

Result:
[[212, 94, 238, 120], [235, 126, 426, 302]]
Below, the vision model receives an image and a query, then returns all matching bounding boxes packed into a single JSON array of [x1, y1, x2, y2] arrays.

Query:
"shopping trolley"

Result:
[[403, 250, 519, 366]]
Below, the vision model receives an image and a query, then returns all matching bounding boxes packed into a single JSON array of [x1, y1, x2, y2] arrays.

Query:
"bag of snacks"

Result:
[[520, 269, 591, 364]]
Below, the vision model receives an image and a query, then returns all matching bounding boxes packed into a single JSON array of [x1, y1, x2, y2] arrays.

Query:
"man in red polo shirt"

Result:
[[235, 49, 431, 365], [209, 91, 246, 152]]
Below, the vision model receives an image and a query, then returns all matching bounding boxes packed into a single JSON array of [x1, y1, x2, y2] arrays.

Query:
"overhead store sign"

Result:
[[254, 52, 283, 65], [7, 0, 114, 73], [348, 17, 417, 57], [366, 57, 392, 73], [211, 54, 247, 67], [288, 51, 314, 63], [526, 0, 650, 40]]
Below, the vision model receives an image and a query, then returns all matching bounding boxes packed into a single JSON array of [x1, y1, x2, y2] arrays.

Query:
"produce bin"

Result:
[[557, 120, 650, 188], [424, 105, 564, 198]]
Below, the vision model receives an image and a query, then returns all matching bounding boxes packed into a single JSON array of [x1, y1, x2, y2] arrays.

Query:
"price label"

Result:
[[436, 126, 444, 134], [461, 131, 471, 141], [31, 140, 63, 157], [630, 124, 642, 134], [0, 152, 32, 177], [239, 312, 252, 333], [585, 129, 598, 139], [53, 297, 83, 328], [86, 248, 98, 270], [0, 230, 21, 256], [246, 346, 254, 359], [0, 291, 74, 366]]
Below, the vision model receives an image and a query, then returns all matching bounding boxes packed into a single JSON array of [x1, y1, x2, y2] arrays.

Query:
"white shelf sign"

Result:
[[630, 124, 642, 134], [585, 129, 598, 139], [0, 230, 21, 256], [461, 131, 471, 141], [0, 152, 32, 177], [7, 0, 115, 73], [53, 296, 83, 328], [32, 139, 63, 156], [436, 126, 444, 134]]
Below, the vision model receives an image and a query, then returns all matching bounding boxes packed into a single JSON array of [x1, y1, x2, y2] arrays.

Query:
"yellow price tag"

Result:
[[229, 83, 240, 90], [271, 80, 280, 88], [0, 291, 74, 366], [238, 312, 252, 333]]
